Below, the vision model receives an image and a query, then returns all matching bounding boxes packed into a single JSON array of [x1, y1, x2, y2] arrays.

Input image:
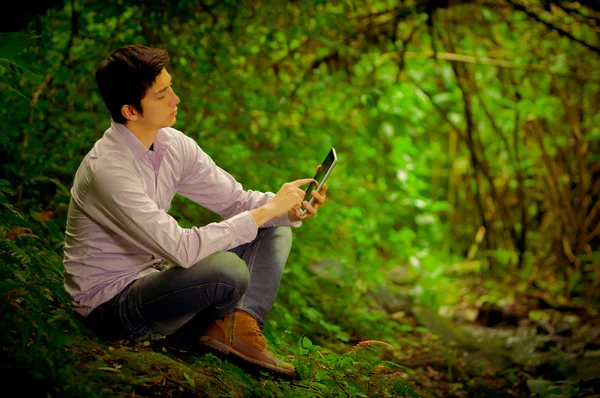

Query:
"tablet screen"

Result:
[[303, 149, 335, 203]]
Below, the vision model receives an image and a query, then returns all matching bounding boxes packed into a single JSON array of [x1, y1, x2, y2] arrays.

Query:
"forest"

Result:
[[1, 0, 599, 396]]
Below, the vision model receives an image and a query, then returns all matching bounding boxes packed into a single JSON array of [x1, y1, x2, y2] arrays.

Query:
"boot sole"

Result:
[[199, 336, 296, 378]]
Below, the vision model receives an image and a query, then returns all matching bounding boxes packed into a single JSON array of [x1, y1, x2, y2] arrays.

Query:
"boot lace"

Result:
[[249, 317, 263, 338]]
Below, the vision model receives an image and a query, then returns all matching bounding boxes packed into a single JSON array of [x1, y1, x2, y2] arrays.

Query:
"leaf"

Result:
[[301, 335, 313, 349], [0, 57, 43, 82], [378, 361, 409, 372], [98, 367, 121, 372], [0, 80, 31, 103], [0, 33, 37, 59], [429, 201, 450, 212], [546, 387, 564, 395], [183, 372, 195, 387], [585, 153, 600, 164], [527, 379, 553, 395], [315, 370, 328, 381], [432, 92, 453, 105], [335, 331, 350, 342], [586, 128, 600, 141]]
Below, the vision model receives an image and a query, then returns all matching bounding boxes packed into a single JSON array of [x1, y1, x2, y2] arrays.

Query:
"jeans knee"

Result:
[[277, 226, 293, 247], [213, 252, 250, 294], [260, 226, 292, 251]]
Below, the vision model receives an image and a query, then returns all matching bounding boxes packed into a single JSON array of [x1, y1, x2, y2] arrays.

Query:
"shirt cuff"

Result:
[[262, 211, 302, 228], [225, 211, 259, 246]]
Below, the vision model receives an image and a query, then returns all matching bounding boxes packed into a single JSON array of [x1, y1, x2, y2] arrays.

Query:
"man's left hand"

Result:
[[288, 165, 328, 223]]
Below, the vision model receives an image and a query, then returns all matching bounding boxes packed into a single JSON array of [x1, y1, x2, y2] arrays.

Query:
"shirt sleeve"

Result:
[[84, 164, 259, 268], [176, 134, 301, 228]]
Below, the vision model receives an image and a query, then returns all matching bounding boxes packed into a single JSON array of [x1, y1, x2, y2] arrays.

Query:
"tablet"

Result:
[[300, 148, 337, 216]]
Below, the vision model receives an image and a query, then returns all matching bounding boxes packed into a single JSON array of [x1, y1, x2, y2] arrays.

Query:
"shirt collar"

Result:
[[111, 121, 171, 159]]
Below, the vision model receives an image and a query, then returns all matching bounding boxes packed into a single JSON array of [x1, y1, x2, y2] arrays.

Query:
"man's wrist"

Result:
[[250, 205, 275, 227], [288, 209, 299, 223]]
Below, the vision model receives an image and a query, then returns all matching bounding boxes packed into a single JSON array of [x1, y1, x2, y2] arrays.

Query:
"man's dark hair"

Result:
[[95, 45, 170, 124]]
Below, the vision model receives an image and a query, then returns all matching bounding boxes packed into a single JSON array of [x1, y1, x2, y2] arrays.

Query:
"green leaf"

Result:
[[301, 335, 313, 349], [0, 80, 31, 102], [336, 331, 350, 342], [98, 367, 121, 372], [585, 153, 600, 164], [379, 361, 410, 372], [9, 60, 43, 82], [546, 387, 564, 395], [429, 201, 450, 212], [586, 128, 600, 141], [0, 33, 37, 59], [432, 92, 453, 105], [527, 379, 553, 395], [183, 373, 195, 387]]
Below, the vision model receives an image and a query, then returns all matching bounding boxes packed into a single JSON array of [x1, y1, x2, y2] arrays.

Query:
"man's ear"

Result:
[[121, 104, 139, 122]]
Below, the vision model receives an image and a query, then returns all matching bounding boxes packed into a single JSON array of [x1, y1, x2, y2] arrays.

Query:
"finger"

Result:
[[311, 189, 326, 203], [291, 178, 318, 187], [318, 183, 328, 195], [316, 165, 322, 172], [295, 207, 309, 220], [302, 200, 318, 215], [296, 187, 308, 199]]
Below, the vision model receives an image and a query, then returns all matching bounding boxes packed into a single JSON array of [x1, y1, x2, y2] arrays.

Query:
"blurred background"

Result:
[[1, 0, 599, 396]]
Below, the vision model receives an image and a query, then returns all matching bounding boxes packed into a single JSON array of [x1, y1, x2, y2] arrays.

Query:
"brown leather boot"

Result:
[[200, 311, 296, 377]]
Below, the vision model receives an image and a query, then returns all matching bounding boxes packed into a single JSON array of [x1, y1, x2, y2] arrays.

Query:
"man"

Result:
[[62, 45, 327, 377]]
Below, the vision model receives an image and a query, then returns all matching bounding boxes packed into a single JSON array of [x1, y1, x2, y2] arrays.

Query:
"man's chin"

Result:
[[162, 118, 177, 128]]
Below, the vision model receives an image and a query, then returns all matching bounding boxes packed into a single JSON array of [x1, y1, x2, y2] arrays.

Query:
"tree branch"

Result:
[[555, 0, 600, 25], [571, 0, 600, 13], [396, 23, 423, 83], [505, 0, 600, 55], [382, 51, 597, 82]]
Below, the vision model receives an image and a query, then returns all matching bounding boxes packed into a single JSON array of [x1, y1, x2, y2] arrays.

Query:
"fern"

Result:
[[2, 239, 32, 269]]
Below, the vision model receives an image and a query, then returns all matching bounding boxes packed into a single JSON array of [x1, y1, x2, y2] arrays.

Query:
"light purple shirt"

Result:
[[63, 121, 300, 317]]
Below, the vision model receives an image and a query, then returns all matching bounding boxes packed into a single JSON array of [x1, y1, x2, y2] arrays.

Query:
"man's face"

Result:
[[135, 68, 180, 129]]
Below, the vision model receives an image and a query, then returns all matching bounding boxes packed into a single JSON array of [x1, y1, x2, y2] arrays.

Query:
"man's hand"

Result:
[[251, 178, 315, 226], [288, 165, 328, 223]]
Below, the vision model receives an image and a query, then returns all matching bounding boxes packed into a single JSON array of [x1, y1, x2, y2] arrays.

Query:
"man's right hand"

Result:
[[250, 178, 315, 226]]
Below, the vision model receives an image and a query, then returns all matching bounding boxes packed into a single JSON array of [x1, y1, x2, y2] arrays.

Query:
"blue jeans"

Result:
[[84, 227, 292, 339]]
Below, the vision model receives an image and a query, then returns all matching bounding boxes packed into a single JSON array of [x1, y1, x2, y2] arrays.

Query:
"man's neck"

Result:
[[124, 121, 158, 150]]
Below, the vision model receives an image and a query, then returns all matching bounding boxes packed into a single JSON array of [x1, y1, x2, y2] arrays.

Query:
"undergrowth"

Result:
[[0, 179, 418, 397]]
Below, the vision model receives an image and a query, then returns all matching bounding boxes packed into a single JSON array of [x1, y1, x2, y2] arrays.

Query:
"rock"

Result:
[[411, 305, 512, 370], [307, 258, 346, 280], [367, 283, 414, 314]]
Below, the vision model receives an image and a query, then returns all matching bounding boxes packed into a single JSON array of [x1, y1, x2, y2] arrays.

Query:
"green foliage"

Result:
[[0, 192, 98, 396], [2, 0, 600, 396], [0, 32, 42, 103], [0, 182, 416, 398]]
